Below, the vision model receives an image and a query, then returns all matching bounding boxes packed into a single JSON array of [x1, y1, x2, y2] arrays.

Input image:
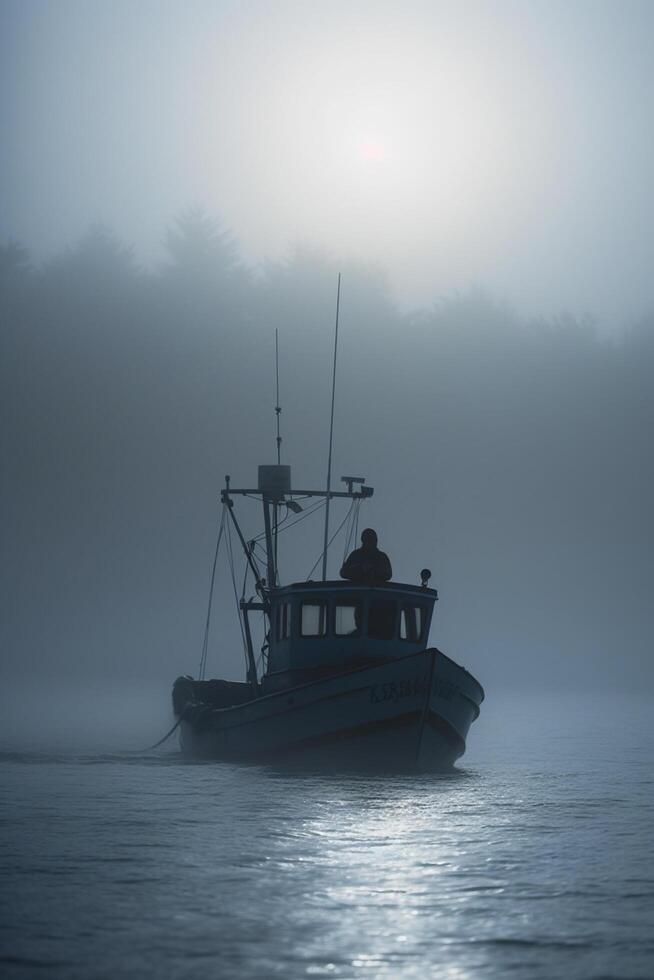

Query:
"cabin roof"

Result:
[[270, 580, 438, 599]]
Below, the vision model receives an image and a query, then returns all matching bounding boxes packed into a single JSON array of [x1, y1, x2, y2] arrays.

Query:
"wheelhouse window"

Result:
[[300, 601, 327, 637], [334, 600, 362, 636], [276, 601, 291, 641], [400, 605, 426, 642], [368, 600, 397, 640]]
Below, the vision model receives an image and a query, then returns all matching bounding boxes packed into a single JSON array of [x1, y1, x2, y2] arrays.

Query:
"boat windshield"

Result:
[[274, 591, 429, 643], [334, 600, 362, 636], [300, 601, 327, 637], [400, 604, 426, 642]]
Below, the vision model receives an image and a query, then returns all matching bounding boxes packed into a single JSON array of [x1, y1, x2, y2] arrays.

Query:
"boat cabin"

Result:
[[262, 581, 438, 693], [220, 465, 438, 697]]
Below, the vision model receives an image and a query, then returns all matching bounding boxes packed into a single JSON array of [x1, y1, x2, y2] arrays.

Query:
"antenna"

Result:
[[321, 273, 341, 580], [275, 328, 282, 465], [273, 328, 282, 580]]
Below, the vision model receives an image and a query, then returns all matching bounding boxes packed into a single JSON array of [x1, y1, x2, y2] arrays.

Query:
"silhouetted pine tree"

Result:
[[2, 216, 653, 690], [163, 207, 239, 280], [158, 207, 253, 345], [39, 223, 143, 307]]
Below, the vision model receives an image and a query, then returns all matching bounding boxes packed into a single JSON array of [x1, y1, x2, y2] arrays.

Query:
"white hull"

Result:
[[178, 648, 483, 771]]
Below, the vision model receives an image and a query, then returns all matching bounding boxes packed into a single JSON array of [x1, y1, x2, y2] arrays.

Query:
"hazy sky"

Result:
[[1, 0, 653, 325]]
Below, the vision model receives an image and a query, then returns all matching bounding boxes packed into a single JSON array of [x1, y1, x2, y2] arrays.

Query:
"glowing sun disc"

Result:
[[360, 140, 385, 161]]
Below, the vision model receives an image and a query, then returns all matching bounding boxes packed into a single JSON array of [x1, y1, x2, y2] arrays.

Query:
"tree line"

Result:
[[2, 210, 652, 692]]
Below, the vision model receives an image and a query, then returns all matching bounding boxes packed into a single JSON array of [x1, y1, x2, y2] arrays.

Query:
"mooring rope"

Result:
[[144, 716, 184, 750], [124, 713, 185, 754]]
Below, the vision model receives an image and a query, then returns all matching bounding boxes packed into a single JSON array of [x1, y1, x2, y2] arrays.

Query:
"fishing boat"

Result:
[[171, 461, 484, 769], [172, 289, 483, 769]]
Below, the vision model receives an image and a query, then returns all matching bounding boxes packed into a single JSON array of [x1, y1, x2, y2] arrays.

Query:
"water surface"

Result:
[[1, 694, 652, 979]]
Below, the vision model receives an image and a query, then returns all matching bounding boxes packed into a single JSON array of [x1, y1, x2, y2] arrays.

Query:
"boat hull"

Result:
[[176, 648, 483, 771]]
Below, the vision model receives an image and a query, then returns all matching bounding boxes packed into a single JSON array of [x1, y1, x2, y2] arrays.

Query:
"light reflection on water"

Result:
[[1, 695, 653, 979]]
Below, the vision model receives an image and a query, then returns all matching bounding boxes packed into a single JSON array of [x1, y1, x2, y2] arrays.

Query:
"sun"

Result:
[[360, 139, 385, 163]]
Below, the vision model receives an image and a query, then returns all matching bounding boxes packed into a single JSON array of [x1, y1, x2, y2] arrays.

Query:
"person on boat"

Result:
[[340, 528, 392, 584]]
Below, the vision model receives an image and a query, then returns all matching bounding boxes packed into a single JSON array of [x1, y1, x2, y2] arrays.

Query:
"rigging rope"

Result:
[[241, 551, 249, 600], [306, 499, 355, 580], [198, 506, 227, 681], [225, 514, 249, 672], [250, 498, 326, 543], [343, 497, 361, 562], [354, 499, 361, 541], [198, 490, 359, 681], [258, 611, 268, 673]]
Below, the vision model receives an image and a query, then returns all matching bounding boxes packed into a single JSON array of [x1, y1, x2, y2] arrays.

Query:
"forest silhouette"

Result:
[[2, 211, 652, 696]]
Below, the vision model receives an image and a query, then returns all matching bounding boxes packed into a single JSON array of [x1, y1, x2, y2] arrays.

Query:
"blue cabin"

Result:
[[263, 581, 438, 693], [221, 466, 438, 697]]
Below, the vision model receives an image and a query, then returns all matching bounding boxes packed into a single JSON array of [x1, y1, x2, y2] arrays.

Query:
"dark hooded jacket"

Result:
[[340, 530, 392, 584]]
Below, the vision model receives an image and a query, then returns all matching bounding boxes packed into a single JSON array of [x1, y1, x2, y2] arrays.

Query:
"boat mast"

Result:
[[275, 329, 282, 465], [262, 499, 275, 588], [273, 329, 282, 583], [221, 476, 261, 691], [321, 273, 341, 581]]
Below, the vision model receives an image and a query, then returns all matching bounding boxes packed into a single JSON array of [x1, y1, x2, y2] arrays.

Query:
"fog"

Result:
[[2, 0, 653, 324], [1, 2, 653, 746]]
